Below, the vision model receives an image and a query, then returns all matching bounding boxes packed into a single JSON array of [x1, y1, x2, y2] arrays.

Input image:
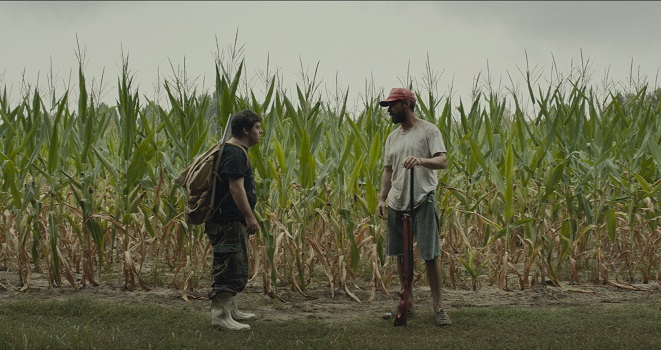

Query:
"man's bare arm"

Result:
[[377, 165, 393, 219], [229, 177, 258, 234], [403, 152, 447, 170]]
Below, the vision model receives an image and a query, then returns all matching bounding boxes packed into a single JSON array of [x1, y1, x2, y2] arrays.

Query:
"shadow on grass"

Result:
[[0, 297, 659, 349]]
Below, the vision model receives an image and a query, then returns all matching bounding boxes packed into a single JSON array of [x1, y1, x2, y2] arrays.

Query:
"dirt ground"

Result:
[[1, 270, 659, 323]]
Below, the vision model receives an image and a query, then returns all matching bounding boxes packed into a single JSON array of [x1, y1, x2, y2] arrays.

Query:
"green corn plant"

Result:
[[4, 90, 47, 287], [91, 57, 158, 290], [61, 62, 114, 286]]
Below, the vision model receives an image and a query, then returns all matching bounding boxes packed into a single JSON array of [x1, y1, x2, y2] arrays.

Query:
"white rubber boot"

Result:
[[230, 295, 256, 321], [211, 293, 251, 331]]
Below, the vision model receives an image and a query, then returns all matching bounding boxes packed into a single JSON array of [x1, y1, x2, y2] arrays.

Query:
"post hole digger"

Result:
[[394, 166, 415, 327]]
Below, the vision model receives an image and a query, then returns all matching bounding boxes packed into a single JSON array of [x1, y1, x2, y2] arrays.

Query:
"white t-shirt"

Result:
[[384, 119, 447, 211]]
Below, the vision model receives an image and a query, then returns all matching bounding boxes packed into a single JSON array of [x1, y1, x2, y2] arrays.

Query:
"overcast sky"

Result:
[[1, 1, 660, 109]]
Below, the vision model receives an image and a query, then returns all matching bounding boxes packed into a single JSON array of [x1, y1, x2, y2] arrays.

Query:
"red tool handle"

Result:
[[394, 166, 414, 326]]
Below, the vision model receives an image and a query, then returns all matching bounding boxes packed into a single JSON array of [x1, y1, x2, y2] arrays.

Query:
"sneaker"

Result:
[[382, 307, 413, 320], [434, 309, 452, 326]]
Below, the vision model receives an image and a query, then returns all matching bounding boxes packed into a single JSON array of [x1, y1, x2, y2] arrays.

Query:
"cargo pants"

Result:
[[205, 221, 249, 300]]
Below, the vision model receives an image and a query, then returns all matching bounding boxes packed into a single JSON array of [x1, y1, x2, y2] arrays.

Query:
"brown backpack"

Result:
[[175, 141, 249, 225]]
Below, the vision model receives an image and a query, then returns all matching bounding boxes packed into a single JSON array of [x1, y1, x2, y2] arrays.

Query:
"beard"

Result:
[[390, 110, 406, 124]]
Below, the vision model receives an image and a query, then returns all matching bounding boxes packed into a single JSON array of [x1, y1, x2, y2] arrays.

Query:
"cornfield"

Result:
[[1, 47, 660, 302]]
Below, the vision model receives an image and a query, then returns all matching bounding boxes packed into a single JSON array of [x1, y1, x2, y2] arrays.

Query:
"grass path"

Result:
[[1, 281, 659, 350]]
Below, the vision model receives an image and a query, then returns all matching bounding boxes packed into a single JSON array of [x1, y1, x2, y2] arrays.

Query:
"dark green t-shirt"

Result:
[[210, 143, 256, 225]]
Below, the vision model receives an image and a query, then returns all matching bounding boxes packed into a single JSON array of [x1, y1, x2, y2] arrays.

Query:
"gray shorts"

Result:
[[386, 192, 441, 261]]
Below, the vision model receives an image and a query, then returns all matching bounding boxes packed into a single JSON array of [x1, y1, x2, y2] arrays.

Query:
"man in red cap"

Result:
[[377, 87, 452, 326]]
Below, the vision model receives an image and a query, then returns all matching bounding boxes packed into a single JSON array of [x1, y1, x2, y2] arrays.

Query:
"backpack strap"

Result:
[[224, 141, 251, 170]]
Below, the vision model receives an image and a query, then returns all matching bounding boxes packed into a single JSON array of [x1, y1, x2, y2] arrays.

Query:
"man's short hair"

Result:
[[231, 110, 262, 137], [405, 100, 416, 112]]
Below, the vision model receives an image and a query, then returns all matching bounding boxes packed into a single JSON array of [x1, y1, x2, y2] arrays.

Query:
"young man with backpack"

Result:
[[206, 109, 263, 331]]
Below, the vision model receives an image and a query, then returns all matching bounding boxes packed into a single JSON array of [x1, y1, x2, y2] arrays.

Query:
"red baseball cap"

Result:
[[379, 88, 416, 107]]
